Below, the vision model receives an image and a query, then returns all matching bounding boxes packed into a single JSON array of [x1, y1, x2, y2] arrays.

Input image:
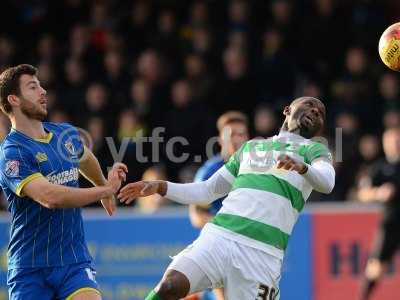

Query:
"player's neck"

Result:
[[280, 127, 301, 136], [10, 114, 47, 140]]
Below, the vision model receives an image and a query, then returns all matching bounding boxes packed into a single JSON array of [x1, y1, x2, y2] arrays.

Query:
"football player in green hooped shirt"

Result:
[[120, 97, 335, 300]]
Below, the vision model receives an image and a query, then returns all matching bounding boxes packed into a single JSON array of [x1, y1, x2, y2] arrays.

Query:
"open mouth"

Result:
[[301, 114, 315, 128], [39, 98, 47, 106]]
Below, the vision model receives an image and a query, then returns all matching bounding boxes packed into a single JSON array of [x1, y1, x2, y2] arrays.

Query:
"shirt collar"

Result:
[[277, 130, 305, 141]]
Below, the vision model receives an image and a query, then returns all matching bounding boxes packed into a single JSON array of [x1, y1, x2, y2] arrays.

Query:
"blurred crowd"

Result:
[[0, 0, 400, 211]]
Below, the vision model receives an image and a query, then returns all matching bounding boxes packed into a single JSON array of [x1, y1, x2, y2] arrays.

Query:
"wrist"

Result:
[[101, 185, 115, 198], [298, 163, 308, 175], [157, 181, 167, 196]]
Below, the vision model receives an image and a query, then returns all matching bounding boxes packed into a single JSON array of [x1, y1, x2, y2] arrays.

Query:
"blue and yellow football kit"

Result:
[[194, 155, 225, 215], [0, 122, 100, 300]]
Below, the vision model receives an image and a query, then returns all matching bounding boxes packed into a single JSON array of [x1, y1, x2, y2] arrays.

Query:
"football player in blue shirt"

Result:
[[0, 64, 127, 300], [188, 111, 249, 300]]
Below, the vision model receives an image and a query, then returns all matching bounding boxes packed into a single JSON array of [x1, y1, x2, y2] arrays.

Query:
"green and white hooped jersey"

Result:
[[206, 131, 332, 260]]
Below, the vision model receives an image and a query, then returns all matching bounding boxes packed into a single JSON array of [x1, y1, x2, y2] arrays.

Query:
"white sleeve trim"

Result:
[[219, 166, 236, 184]]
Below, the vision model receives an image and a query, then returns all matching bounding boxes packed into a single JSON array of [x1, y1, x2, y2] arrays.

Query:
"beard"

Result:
[[297, 116, 321, 138], [20, 97, 47, 121]]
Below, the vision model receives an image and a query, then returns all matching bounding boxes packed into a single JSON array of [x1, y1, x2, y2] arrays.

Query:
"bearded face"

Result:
[[19, 95, 47, 121], [15, 74, 47, 120]]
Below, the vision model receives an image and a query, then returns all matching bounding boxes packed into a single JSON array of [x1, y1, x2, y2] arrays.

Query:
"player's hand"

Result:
[[101, 195, 117, 216], [276, 155, 307, 174], [376, 183, 396, 202], [118, 180, 162, 205], [107, 162, 128, 194]]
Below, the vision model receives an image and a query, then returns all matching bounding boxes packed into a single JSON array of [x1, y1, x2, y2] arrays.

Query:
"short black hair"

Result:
[[0, 64, 38, 114]]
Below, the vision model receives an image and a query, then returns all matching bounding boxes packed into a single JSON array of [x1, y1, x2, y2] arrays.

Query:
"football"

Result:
[[379, 22, 400, 71]]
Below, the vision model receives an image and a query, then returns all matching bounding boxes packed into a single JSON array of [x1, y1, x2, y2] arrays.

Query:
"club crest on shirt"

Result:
[[35, 152, 48, 162], [64, 140, 77, 157], [5, 160, 19, 177]]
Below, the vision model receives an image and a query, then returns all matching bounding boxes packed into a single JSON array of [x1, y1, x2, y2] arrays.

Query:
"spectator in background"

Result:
[[383, 110, 400, 129], [253, 104, 278, 138], [150, 10, 182, 68], [87, 117, 106, 154], [268, 0, 295, 37], [332, 47, 372, 128], [164, 79, 214, 180], [357, 128, 400, 300], [188, 26, 217, 67], [378, 73, 400, 112], [37, 62, 56, 90], [117, 109, 146, 142], [101, 50, 130, 107], [216, 46, 256, 116], [114, 109, 149, 187], [48, 109, 70, 123], [0, 36, 15, 71], [136, 49, 169, 122], [35, 34, 58, 64], [59, 57, 87, 120], [85, 83, 108, 114], [227, 0, 251, 33], [130, 78, 152, 123], [120, 0, 152, 56], [257, 28, 295, 106], [348, 134, 382, 200], [188, 111, 249, 300], [137, 165, 169, 213], [333, 112, 360, 200], [299, 0, 350, 79], [184, 53, 214, 102], [68, 23, 91, 60], [226, 30, 248, 51], [181, 1, 210, 41]]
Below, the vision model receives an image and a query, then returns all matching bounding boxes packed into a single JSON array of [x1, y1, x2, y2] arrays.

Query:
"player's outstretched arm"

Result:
[[21, 164, 126, 209], [79, 146, 128, 215], [118, 166, 234, 205]]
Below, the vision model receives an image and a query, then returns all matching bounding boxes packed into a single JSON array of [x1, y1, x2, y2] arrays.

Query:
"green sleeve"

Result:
[[305, 142, 332, 164], [224, 144, 245, 177]]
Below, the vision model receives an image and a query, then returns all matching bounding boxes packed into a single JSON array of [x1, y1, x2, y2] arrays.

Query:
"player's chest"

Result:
[[30, 141, 80, 181], [239, 141, 307, 175]]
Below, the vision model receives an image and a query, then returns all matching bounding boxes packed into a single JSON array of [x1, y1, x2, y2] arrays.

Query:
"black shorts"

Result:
[[372, 220, 400, 263]]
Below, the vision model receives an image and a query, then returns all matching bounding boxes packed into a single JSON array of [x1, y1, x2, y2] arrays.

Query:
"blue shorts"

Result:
[[7, 261, 100, 300]]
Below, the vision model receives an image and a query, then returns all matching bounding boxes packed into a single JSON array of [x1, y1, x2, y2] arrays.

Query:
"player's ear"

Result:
[[283, 106, 290, 116], [7, 95, 19, 108]]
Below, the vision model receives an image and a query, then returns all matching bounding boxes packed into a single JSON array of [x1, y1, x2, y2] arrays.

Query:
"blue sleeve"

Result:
[[0, 144, 43, 197], [194, 165, 209, 182]]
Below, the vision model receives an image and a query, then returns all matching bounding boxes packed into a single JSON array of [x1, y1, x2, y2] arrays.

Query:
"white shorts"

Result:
[[168, 228, 282, 300]]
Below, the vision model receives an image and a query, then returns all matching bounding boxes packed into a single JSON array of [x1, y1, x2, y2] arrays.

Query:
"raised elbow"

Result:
[[318, 181, 335, 194]]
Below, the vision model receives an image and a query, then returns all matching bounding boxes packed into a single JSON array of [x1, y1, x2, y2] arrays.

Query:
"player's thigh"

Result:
[[167, 255, 213, 294], [170, 231, 227, 290], [225, 244, 281, 300], [225, 271, 280, 300], [7, 268, 54, 300], [57, 262, 100, 300]]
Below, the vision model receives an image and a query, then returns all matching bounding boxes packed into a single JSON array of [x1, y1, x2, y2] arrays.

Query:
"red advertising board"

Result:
[[314, 211, 400, 300]]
